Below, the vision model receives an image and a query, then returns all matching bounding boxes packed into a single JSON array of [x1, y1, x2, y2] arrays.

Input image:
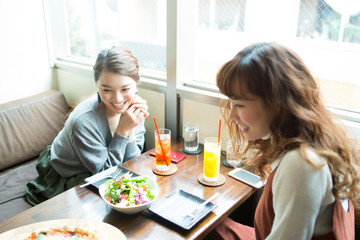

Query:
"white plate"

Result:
[[99, 176, 159, 214], [0, 218, 126, 240]]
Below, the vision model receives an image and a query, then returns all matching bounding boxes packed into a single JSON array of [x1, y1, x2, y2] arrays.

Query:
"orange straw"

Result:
[[153, 117, 170, 166], [218, 119, 222, 144]]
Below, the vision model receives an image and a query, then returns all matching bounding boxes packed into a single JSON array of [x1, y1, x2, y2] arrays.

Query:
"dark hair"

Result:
[[217, 42, 360, 207], [93, 46, 140, 83]]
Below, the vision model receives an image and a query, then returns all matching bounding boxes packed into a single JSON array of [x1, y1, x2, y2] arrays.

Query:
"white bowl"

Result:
[[99, 176, 158, 214]]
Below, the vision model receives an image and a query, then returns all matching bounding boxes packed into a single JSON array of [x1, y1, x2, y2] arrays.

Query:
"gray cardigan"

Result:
[[50, 95, 145, 178]]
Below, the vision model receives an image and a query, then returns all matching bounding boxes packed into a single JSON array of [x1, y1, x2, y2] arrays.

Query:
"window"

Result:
[[192, 0, 247, 86], [51, 0, 360, 114], [189, 0, 360, 113], [198, 0, 246, 32], [65, 0, 166, 74], [297, 0, 360, 44], [295, 0, 360, 112]]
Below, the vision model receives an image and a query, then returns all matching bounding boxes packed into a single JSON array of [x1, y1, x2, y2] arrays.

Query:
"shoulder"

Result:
[[272, 149, 335, 211], [278, 149, 328, 174], [66, 95, 103, 130], [274, 149, 333, 193]]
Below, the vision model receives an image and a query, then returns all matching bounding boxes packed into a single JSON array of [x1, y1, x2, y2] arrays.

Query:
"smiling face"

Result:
[[97, 71, 137, 116], [228, 89, 273, 141]]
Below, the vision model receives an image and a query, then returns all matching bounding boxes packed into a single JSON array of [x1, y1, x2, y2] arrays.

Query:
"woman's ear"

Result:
[[136, 89, 138, 95]]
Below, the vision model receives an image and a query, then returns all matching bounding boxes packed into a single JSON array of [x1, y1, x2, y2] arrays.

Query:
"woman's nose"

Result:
[[229, 105, 240, 123], [113, 91, 124, 103]]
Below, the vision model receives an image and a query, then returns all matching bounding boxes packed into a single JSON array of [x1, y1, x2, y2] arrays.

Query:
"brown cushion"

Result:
[[0, 160, 37, 204], [0, 158, 38, 222], [0, 198, 34, 222], [0, 90, 70, 171]]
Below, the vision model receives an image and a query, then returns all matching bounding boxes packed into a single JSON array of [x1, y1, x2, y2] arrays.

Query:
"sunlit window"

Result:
[[198, 0, 246, 32], [191, 0, 360, 113], [297, 0, 360, 44], [66, 0, 166, 73], [193, 0, 247, 85], [295, 0, 360, 112], [61, 0, 359, 113]]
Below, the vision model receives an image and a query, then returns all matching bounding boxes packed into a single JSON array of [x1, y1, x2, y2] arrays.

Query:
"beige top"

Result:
[[268, 150, 335, 239]]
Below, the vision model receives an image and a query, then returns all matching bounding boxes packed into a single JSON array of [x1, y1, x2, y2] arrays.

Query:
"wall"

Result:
[[0, 0, 54, 104], [138, 88, 165, 151], [182, 98, 229, 149], [56, 69, 96, 106]]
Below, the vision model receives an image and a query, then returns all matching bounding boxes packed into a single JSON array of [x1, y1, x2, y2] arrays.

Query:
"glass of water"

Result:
[[184, 122, 199, 153], [224, 138, 243, 168]]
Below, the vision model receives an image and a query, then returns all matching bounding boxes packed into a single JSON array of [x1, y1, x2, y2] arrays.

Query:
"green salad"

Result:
[[104, 172, 155, 207]]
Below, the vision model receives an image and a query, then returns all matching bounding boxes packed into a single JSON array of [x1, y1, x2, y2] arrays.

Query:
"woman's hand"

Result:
[[115, 96, 149, 140]]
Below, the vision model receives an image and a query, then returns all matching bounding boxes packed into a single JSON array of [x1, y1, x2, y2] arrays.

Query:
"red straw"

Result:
[[153, 117, 170, 166], [218, 119, 222, 144]]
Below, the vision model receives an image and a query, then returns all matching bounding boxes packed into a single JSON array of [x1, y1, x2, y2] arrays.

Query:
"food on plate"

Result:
[[23, 227, 97, 240], [104, 172, 155, 207], [1, 219, 126, 240]]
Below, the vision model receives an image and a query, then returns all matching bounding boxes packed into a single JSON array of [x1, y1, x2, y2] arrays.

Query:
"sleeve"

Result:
[[266, 151, 330, 240], [123, 120, 146, 162], [71, 116, 129, 174]]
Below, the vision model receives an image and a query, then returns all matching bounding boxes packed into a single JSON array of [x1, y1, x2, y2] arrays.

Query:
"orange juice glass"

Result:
[[155, 129, 171, 171], [203, 137, 221, 182]]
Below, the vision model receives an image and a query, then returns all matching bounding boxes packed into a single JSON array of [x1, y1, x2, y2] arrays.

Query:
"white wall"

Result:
[[182, 98, 229, 149], [0, 0, 54, 104], [56, 69, 96, 106], [138, 88, 165, 150]]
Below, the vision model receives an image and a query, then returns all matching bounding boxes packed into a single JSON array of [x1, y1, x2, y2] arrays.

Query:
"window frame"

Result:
[[46, 0, 360, 139]]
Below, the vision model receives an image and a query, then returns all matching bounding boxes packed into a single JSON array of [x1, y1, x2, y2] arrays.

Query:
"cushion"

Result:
[[0, 159, 37, 222], [0, 90, 70, 171]]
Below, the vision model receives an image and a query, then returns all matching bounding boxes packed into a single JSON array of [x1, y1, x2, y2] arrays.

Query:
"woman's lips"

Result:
[[112, 100, 128, 110], [235, 121, 249, 133], [240, 126, 249, 133]]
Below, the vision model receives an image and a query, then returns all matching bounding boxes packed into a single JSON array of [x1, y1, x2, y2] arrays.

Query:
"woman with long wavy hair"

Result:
[[205, 42, 360, 239]]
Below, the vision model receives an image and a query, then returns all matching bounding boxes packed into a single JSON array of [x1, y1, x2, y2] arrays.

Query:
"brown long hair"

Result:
[[217, 42, 360, 208]]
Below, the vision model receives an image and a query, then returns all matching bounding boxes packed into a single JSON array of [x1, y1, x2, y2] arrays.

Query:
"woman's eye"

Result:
[[103, 89, 112, 92], [235, 104, 244, 108], [122, 88, 130, 92]]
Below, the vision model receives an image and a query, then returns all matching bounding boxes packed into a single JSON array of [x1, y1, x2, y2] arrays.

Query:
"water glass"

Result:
[[225, 138, 242, 168], [184, 122, 199, 152], [154, 129, 171, 171], [203, 137, 221, 182]]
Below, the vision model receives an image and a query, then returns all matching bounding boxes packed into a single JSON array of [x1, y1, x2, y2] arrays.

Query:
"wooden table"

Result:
[[0, 139, 254, 239]]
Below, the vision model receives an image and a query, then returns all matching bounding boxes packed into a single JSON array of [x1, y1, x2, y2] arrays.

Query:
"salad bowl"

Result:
[[99, 174, 159, 214]]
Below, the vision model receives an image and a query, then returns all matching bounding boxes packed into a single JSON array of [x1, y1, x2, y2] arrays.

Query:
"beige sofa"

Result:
[[0, 90, 71, 222]]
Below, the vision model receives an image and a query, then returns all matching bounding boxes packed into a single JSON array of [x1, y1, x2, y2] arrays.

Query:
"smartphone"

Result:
[[228, 168, 266, 189]]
